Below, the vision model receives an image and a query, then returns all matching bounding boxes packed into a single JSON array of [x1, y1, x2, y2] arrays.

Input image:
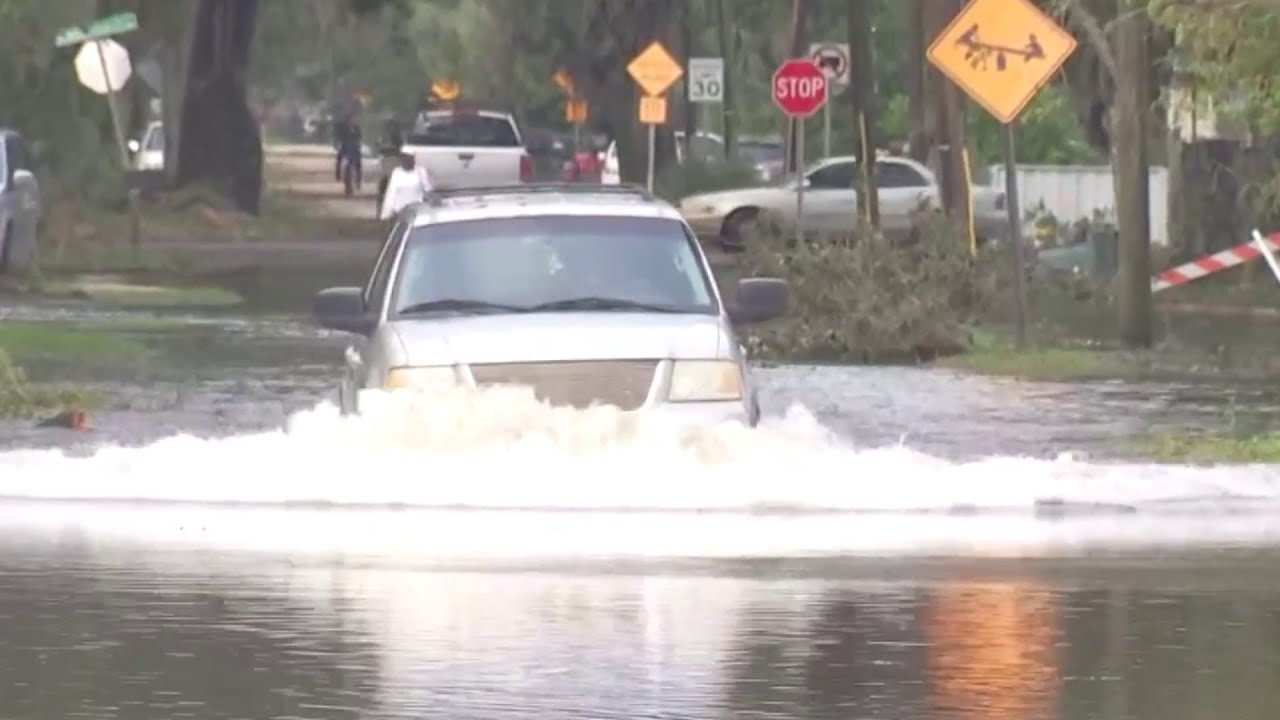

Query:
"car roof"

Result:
[[406, 184, 685, 227]]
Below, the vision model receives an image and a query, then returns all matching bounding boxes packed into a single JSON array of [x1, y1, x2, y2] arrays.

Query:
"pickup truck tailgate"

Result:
[[408, 145, 528, 189], [404, 109, 530, 189]]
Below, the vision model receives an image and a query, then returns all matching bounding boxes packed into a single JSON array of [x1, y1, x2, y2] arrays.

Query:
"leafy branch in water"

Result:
[[0, 349, 96, 419]]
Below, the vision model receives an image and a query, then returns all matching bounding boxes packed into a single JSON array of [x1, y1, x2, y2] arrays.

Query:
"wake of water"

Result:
[[1, 386, 1277, 514]]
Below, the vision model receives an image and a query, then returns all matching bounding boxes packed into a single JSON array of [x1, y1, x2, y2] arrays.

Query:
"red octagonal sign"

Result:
[[772, 58, 828, 118]]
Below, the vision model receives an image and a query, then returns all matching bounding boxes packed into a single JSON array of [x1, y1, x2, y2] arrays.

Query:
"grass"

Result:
[[0, 321, 152, 366], [1129, 433, 1280, 464], [0, 349, 100, 419], [35, 275, 243, 308], [935, 327, 1142, 381]]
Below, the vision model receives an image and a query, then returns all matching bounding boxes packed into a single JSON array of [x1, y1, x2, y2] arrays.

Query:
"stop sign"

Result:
[[772, 59, 828, 118]]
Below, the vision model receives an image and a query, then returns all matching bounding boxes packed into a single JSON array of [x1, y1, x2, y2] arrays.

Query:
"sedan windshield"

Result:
[[389, 215, 718, 316]]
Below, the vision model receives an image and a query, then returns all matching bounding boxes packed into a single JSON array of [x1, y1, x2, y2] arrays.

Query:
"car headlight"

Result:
[[668, 360, 743, 402], [384, 365, 462, 391]]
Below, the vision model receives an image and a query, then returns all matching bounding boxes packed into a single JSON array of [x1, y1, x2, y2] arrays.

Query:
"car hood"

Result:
[[681, 186, 789, 212], [389, 312, 728, 365]]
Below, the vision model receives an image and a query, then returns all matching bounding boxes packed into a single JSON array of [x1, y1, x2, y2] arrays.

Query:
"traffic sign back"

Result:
[[771, 59, 827, 118], [55, 11, 138, 48], [926, 0, 1076, 124], [627, 42, 683, 97]]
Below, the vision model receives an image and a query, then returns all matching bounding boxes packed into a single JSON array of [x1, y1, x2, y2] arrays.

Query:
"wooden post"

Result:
[[847, 0, 879, 229], [715, 0, 736, 160], [1113, 0, 1153, 347]]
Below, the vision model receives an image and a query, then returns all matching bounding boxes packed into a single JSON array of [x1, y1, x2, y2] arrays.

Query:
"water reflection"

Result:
[[922, 582, 1060, 720], [2, 537, 1280, 719]]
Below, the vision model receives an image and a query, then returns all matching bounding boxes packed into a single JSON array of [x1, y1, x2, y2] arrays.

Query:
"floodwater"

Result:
[[3, 300, 1280, 718]]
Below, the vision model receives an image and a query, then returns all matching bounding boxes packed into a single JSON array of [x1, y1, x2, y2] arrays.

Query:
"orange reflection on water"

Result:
[[922, 581, 1061, 720]]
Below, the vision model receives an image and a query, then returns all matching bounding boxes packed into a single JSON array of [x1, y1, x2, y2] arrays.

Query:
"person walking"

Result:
[[379, 151, 435, 222]]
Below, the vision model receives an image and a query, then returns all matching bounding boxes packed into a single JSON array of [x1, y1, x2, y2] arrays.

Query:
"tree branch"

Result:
[[1062, 0, 1119, 79]]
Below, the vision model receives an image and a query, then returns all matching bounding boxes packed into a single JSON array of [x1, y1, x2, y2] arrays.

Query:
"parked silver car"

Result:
[[0, 129, 41, 275], [312, 183, 789, 426], [680, 154, 1008, 247]]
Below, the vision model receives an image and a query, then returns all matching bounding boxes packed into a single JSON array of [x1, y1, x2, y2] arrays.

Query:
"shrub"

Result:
[[655, 156, 762, 203], [734, 214, 999, 363]]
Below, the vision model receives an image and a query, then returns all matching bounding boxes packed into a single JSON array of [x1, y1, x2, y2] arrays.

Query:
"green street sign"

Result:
[[55, 11, 138, 48]]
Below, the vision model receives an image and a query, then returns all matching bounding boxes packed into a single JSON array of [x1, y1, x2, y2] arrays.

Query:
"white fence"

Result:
[[987, 164, 1170, 246]]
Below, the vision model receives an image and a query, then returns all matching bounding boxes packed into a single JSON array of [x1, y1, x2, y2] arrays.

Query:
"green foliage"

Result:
[[0, 349, 97, 419], [654, 157, 762, 203], [737, 217, 996, 363], [1152, 0, 1280, 133]]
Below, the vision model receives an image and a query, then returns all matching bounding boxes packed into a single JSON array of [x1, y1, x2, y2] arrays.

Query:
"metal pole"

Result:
[[822, 82, 831, 158], [646, 123, 656, 194], [95, 39, 142, 254], [795, 116, 806, 240], [1003, 123, 1029, 349], [94, 40, 130, 166]]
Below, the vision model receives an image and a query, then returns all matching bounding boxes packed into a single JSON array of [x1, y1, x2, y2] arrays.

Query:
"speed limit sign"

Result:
[[687, 57, 724, 103]]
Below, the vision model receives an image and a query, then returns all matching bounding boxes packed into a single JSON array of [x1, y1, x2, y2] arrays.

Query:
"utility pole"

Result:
[[716, 0, 737, 160], [847, 0, 879, 229], [1113, 0, 1153, 347], [784, 0, 809, 174]]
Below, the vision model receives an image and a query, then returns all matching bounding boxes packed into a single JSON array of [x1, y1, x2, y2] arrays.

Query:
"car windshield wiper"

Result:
[[397, 299, 530, 315], [528, 297, 687, 313]]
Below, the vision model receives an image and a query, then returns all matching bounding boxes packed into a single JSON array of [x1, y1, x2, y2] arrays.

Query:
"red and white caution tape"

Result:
[[1151, 230, 1280, 293]]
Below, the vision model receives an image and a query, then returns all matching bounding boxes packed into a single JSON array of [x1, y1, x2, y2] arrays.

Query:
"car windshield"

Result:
[[407, 113, 521, 147], [389, 215, 717, 316]]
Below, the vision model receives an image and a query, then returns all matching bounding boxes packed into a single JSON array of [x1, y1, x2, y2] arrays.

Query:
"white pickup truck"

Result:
[[400, 107, 532, 190]]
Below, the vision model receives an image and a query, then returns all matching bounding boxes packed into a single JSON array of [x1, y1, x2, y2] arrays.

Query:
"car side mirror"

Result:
[[729, 277, 788, 324], [127, 139, 141, 154], [313, 286, 375, 335]]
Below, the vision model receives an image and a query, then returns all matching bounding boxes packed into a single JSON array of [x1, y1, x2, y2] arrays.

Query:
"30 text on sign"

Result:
[[926, 0, 1077, 124], [771, 58, 828, 118], [627, 41, 683, 98]]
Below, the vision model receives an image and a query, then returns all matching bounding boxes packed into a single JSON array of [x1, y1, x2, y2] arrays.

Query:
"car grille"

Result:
[[467, 360, 658, 411]]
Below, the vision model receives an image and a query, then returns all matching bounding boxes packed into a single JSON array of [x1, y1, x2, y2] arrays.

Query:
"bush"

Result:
[[735, 214, 999, 364], [655, 156, 762, 203]]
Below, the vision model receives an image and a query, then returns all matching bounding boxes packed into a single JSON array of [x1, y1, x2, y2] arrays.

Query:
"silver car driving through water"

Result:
[[312, 183, 789, 426]]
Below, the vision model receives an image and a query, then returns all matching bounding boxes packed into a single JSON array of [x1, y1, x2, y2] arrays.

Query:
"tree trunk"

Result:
[[904, 0, 927, 162], [847, 0, 879, 229], [921, 0, 970, 230], [174, 0, 263, 215], [783, 0, 808, 175], [1112, 0, 1153, 347], [716, 0, 736, 160]]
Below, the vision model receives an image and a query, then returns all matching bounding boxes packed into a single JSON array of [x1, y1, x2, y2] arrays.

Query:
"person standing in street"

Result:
[[379, 151, 435, 222]]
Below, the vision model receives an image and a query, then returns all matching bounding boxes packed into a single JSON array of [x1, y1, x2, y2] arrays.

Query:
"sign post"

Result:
[[926, 0, 1076, 350], [57, 11, 139, 166], [57, 12, 142, 253], [772, 59, 828, 240], [627, 41, 684, 193], [808, 42, 850, 159], [552, 68, 588, 148]]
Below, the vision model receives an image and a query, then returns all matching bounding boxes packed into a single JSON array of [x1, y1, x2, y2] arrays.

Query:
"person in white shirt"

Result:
[[379, 151, 434, 221]]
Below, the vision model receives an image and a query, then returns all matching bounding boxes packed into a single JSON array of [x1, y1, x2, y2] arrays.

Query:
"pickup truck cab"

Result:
[[401, 106, 532, 190], [0, 129, 41, 275]]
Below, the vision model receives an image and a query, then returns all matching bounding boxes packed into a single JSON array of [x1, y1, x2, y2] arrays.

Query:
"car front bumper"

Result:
[[352, 389, 756, 427]]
